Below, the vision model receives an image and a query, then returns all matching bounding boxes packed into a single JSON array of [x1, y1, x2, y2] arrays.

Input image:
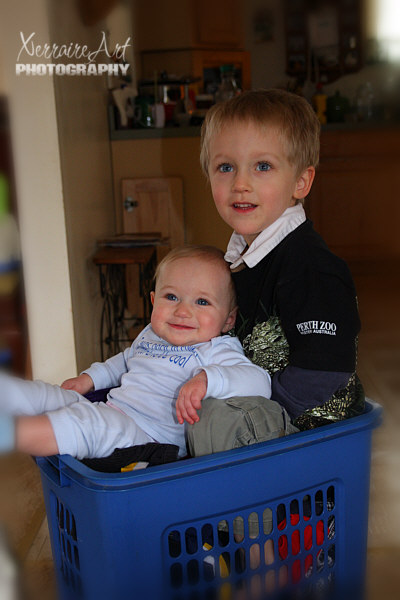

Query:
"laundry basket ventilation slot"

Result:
[[164, 483, 337, 599]]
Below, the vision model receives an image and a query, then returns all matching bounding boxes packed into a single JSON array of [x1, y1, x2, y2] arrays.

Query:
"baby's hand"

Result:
[[61, 373, 94, 395], [176, 370, 208, 425]]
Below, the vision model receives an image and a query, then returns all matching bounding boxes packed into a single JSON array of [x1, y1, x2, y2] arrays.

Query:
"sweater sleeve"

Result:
[[196, 336, 271, 400], [271, 365, 352, 419], [83, 331, 142, 391], [277, 266, 360, 372]]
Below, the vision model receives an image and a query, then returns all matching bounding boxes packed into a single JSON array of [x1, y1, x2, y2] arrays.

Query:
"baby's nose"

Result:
[[174, 301, 191, 317]]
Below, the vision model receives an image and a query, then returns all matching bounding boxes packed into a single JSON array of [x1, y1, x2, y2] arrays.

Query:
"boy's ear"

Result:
[[222, 306, 238, 333], [150, 291, 155, 306], [293, 167, 315, 200]]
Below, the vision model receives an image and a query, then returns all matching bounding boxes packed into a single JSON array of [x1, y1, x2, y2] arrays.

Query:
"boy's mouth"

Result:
[[233, 203, 256, 211]]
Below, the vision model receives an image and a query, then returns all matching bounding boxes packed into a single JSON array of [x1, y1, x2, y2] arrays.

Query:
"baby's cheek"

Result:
[[150, 309, 162, 335]]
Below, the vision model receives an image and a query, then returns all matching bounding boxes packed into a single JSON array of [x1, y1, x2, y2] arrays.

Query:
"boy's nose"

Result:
[[232, 170, 252, 193]]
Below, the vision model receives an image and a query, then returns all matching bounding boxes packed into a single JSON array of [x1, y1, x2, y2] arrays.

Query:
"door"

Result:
[[121, 177, 185, 336], [121, 177, 184, 247]]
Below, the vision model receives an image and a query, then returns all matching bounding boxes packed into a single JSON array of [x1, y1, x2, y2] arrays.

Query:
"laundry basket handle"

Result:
[[36, 455, 71, 488]]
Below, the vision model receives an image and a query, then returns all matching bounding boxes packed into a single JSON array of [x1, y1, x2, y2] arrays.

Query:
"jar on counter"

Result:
[[215, 64, 239, 103], [326, 90, 350, 123]]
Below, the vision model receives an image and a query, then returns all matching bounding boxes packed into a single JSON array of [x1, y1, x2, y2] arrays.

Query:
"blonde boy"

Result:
[[189, 90, 364, 454]]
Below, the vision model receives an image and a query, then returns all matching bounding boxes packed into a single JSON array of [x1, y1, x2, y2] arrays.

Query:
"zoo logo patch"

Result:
[[296, 320, 337, 336]]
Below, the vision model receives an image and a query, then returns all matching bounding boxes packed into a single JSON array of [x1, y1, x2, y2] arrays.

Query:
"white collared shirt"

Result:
[[224, 204, 306, 269]]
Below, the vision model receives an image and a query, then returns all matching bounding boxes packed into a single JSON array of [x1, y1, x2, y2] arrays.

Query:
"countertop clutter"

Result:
[[109, 65, 241, 139], [109, 105, 399, 141], [109, 74, 399, 141]]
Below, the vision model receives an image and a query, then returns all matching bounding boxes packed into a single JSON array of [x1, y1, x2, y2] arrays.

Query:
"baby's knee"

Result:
[[187, 396, 295, 457]]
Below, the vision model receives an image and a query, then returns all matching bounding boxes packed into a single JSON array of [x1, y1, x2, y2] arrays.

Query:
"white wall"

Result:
[[0, 0, 116, 380], [47, 1, 115, 373], [0, 0, 77, 383]]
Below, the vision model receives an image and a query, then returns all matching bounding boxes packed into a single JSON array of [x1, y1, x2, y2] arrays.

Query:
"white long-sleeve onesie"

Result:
[[84, 324, 271, 455]]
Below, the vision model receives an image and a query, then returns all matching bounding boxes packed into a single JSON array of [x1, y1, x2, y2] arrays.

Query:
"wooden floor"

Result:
[[353, 263, 400, 600], [0, 264, 399, 599]]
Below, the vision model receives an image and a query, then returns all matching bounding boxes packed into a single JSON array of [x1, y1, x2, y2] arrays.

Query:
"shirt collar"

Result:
[[224, 204, 306, 269]]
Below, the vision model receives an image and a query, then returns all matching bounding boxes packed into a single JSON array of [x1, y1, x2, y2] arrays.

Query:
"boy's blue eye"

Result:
[[166, 293, 178, 301], [218, 163, 233, 173], [256, 162, 271, 171], [196, 298, 209, 306]]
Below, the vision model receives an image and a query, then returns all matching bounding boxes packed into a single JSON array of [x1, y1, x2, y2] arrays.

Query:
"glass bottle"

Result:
[[356, 82, 374, 122], [215, 64, 239, 103]]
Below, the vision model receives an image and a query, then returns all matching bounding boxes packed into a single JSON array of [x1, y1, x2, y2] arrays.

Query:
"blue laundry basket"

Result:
[[36, 400, 381, 600]]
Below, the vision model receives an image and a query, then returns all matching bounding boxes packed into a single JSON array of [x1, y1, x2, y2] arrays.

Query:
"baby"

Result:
[[0, 245, 271, 459]]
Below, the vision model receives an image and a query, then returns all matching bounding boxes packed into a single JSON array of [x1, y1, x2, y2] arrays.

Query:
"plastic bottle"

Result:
[[312, 83, 327, 125], [215, 64, 239, 103], [183, 84, 195, 116]]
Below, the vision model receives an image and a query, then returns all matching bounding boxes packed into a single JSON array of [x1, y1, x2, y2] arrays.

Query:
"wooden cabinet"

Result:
[[121, 177, 184, 247], [141, 49, 251, 93], [135, 0, 250, 92], [135, 0, 243, 51], [306, 127, 400, 261], [192, 0, 242, 49], [118, 177, 185, 336]]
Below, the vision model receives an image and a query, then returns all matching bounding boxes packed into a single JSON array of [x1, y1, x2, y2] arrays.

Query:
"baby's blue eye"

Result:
[[196, 298, 209, 306], [256, 162, 271, 171], [218, 163, 233, 173], [166, 293, 178, 301]]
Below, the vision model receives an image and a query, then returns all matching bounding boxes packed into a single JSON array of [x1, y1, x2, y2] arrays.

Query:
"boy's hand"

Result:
[[176, 370, 208, 425], [61, 373, 94, 395]]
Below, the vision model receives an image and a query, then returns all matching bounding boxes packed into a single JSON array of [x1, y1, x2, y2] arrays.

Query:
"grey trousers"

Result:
[[187, 396, 298, 457]]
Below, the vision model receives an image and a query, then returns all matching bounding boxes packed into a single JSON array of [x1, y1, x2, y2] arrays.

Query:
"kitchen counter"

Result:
[[110, 120, 399, 140], [109, 104, 400, 141], [110, 125, 202, 141]]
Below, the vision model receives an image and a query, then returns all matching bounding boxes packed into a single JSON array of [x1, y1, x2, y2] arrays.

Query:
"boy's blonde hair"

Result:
[[154, 245, 237, 310], [200, 88, 320, 178]]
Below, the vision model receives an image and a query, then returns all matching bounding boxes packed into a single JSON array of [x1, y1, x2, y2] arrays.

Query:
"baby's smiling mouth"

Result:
[[169, 323, 195, 330]]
